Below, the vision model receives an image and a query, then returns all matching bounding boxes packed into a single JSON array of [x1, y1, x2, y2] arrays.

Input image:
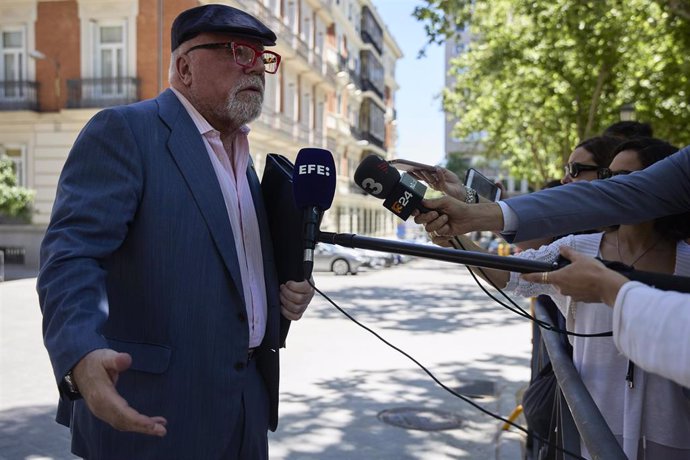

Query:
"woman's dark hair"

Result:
[[612, 137, 690, 241], [575, 135, 621, 168], [613, 137, 678, 168], [603, 121, 654, 139]]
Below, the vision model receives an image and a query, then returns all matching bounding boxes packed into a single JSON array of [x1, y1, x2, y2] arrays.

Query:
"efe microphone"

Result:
[[292, 148, 336, 279], [354, 154, 429, 220]]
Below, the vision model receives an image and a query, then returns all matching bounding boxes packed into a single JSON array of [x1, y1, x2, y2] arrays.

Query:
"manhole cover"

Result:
[[454, 379, 496, 399], [377, 407, 463, 431]]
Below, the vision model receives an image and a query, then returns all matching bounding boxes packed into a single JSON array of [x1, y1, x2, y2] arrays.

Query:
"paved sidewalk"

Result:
[[0, 258, 530, 459]]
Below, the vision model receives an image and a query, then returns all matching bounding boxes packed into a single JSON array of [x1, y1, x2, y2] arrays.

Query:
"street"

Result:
[[0, 258, 531, 459]]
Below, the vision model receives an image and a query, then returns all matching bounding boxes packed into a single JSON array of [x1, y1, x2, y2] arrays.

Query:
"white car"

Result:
[[313, 244, 367, 275]]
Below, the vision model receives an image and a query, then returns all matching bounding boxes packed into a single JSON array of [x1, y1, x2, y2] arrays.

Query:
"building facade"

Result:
[[0, 0, 402, 267]]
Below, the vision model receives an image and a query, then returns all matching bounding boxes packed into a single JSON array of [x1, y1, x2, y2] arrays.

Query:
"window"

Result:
[[315, 100, 324, 130], [93, 22, 126, 97], [75, 0, 137, 106], [264, 71, 277, 113], [1, 27, 26, 99], [1, 145, 27, 187]]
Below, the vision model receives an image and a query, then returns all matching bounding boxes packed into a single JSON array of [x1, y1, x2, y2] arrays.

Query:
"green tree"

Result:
[[415, 0, 690, 187], [444, 151, 472, 183], [0, 159, 34, 222]]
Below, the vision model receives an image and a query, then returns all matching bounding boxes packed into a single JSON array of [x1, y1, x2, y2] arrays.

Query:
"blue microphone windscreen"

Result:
[[353, 154, 401, 199], [292, 148, 336, 210]]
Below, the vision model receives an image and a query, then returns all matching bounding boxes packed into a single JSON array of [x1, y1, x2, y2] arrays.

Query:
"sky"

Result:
[[371, 0, 446, 166]]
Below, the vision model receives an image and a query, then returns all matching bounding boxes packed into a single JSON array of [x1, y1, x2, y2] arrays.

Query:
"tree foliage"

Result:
[[0, 159, 34, 221], [414, 0, 690, 186], [444, 153, 472, 184]]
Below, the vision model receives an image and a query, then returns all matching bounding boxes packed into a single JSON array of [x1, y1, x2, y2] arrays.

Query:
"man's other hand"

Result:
[[72, 349, 168, 436]]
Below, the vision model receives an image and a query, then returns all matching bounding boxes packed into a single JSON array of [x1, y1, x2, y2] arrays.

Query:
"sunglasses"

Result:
[[564, 162, 608, 179], [600, 169, 634, 179], [186, 41, 281, 74]]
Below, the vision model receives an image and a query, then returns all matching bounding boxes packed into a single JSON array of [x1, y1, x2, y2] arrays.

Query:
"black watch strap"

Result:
[[60, 371, 82, 401]]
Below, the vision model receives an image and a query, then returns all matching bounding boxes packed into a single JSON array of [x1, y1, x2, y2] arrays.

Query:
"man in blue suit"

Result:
[[37, 4, 314, 459]]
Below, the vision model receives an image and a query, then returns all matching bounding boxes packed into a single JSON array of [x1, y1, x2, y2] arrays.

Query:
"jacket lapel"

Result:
[[157, 89, 245, 303]]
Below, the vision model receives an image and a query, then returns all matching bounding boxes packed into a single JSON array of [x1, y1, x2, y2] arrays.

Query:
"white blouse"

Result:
[[506, 233, 690, 460]]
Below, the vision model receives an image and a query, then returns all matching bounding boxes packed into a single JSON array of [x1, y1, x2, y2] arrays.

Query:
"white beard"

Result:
[[225, 76, 264, 126], [227, 90, 263, 126]]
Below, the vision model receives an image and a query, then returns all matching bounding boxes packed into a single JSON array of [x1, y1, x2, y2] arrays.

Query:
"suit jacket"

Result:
[[504, 145, 690, 242], [37, 89, 287, 459]]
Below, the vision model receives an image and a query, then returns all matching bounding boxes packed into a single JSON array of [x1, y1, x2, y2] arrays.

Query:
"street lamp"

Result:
[[29, 50, 61, 109], [619, 103, 636, 121]]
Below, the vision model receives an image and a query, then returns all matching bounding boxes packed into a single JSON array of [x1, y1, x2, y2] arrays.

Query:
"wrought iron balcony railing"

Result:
[[67, 77, 139, 109], [0, 81, 39, 111]]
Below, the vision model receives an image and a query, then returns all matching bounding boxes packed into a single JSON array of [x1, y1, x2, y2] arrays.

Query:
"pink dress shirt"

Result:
[[171, 88, 267, 348]]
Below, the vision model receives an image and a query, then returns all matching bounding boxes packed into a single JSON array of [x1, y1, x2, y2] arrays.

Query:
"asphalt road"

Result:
[[0, 257, 531, 459]]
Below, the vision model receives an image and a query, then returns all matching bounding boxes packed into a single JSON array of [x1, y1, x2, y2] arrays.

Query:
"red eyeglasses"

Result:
[[186, 41, 281, 74]]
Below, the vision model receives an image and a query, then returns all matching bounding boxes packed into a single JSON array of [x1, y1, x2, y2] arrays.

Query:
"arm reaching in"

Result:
[[72, 349, 167, 436], [409, 166, 503, 204], [408, 167, 464, 200], [414, 195, 505, 237], [521, 246, 628, 305], [613, 282, 690, 387]]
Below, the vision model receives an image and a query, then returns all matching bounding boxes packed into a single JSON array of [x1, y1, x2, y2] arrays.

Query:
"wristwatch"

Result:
[[464, 185, 478, 204], [61, 371, 82, 400]]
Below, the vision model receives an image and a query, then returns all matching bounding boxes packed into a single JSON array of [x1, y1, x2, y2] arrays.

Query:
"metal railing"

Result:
[[67, 77, 139, 108], [0, 81, 39, 111], [534, 301, 626, 460], [326, 137, 337, 154], [360, 130, 385, 149], [325, 62, 338, 85], [296, 122, 310, 144]]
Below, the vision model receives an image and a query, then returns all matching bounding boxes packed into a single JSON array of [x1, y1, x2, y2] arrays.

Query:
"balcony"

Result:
[[67, 77, 139, 109], [360, 50, 385, 98], [338, 55, 360, 89], [359, 100, 386, 149], [0, 81, 39, 111], [361, 6, 383, 55], [325, 62, 338, 86]]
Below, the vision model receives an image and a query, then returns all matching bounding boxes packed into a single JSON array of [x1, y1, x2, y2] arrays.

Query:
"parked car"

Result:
[[313, 244, 367, 275], [359, 249, 396, 268]]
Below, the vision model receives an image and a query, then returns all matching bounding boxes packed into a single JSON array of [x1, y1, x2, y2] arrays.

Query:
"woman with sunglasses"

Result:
[[447, 137, 690, 459], [561, 135, 621, 184]]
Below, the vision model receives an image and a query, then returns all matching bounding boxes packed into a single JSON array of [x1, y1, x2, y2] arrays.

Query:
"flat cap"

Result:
[[171, 4, 277, 50]]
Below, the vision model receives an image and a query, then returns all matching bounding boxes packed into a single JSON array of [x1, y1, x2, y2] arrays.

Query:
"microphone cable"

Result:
[[450, 236, 613, 338], [307, 278, 586, 460]]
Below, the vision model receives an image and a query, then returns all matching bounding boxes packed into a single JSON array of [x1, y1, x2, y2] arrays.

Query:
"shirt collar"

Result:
[[170, 87, 251, 137]]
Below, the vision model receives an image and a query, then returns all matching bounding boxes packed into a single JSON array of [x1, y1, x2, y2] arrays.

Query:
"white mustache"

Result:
[[234, 77, 264, 94]]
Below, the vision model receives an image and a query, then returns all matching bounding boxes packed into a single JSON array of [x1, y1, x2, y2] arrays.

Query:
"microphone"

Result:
[[292, 147, 336, 279], [353, 154, 429, 220]]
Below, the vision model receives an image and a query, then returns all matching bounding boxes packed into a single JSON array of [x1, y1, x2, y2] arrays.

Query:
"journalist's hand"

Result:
[[72, 349, 167, 436], [409, 167, 464, 200], [521, 246, 629, 306], [414, 196, 504, 237]]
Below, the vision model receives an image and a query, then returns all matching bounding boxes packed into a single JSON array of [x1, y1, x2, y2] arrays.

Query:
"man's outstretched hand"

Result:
[[72, 349, 167, 436]]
